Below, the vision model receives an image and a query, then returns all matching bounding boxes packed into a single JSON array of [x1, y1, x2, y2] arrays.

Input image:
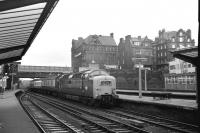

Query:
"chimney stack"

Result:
[[125, 35, 131, 40], [110, 33, 114, 38], [120, 38, 124, 43]]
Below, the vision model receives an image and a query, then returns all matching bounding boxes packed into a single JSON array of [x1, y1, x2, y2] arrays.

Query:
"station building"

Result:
[[71, 33, 118, 72], [164, 46, 197, 92], [168, 58, 195, 74], [118, 35, 153, 70]]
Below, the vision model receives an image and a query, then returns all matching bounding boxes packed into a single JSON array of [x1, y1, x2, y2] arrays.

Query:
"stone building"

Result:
[[153, 29, 195, 71], [118, 35, 153, 70], [71, 33, 118, 72]]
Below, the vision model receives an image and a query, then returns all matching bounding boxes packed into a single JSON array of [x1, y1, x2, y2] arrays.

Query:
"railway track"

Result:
[[28, 93, 150, 133], [26, 92, 198, 133], [20, 94, 83, 133], [102, 108, 198, 133]]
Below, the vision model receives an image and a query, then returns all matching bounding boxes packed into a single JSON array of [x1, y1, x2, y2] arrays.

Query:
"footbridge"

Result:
[[2, 63, 72, 78]]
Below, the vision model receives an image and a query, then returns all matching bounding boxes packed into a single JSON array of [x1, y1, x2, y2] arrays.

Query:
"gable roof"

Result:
[[84, 35, 117, 46]]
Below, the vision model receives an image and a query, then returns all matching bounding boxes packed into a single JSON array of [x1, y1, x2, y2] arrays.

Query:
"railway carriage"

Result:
[[164, 73, 196, 92]]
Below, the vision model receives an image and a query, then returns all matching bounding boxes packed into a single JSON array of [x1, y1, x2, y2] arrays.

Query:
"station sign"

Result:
[[132, 57, 148, 64]]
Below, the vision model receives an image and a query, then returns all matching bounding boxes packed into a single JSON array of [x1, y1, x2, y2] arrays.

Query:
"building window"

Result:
[[161, 53, 163, 56], [183, 63, 187, 68], [135, 42, 140, 46], [176, 64, 180, 69], [136, 50, 141, 55], [169, 65, 175, 70], [172, 44, 175, 48], [179, 37, 183, 42]]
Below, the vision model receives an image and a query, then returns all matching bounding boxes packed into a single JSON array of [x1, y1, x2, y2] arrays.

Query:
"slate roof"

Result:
[[84, 35, 117, 46]]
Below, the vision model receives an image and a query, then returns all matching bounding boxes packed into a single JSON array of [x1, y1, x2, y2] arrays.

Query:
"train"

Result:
[[29, 69, 119, 106]]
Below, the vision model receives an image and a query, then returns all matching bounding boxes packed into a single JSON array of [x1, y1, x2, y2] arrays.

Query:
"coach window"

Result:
[[83, 74, 89, 79], [172, 77, 175, 84], [178, 77, 182, 84], [68, 75, 73, 83], [168, 77, 171, 84], [190, 76, 195, 84], [182, 76, 186, 84], [174, 77, 178, 84], [186, 76, 190, 84]]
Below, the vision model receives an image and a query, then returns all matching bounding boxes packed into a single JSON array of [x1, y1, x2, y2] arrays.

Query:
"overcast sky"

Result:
[[21, 0, 198, 67]]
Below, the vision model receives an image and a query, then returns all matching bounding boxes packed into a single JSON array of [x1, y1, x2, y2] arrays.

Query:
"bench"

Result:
[[151, 92, 172, 100]]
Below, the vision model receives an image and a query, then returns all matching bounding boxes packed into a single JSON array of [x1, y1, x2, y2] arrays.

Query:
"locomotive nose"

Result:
[[94, 76, 116, 96]]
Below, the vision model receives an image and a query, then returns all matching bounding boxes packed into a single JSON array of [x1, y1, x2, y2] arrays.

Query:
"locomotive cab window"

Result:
[[100, 81, 112, 86]]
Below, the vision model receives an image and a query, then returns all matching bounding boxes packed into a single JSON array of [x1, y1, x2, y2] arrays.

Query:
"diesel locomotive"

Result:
[[30, 69, 119, 106]]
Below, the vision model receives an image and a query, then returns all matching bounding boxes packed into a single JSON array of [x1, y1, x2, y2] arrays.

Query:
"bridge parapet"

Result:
[[18, 65, 72, 73]]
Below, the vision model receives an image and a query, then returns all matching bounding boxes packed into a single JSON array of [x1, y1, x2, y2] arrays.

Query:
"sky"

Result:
[[21, 0, 198, 67]]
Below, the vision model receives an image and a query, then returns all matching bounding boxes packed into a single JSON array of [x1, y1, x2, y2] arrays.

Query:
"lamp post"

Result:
[[144, 68, 147, 91], [132, 57, 147, 98], [138, 62, 142, 98]]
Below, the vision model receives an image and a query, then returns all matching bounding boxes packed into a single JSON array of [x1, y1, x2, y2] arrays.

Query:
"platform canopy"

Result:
[[170, 46, 199, 67], [0, 0, 59, 65]]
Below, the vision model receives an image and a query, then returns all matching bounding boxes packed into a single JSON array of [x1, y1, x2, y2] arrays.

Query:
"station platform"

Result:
[[0, 90, 40, 133], [117, 92, 197, 110], [116, 89, 196, 96]]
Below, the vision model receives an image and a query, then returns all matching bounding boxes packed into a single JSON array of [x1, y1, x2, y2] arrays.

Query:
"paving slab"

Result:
[[0, 90, 40, 133]]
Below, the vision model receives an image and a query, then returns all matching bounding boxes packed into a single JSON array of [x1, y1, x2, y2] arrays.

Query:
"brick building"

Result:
[[118, 35, 153, 70], [71, 33, 118, 72], [153, 29, 195, 71]]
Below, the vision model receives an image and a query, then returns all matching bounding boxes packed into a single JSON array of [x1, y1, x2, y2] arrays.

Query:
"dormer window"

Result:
[[179, 32, 183, 36]]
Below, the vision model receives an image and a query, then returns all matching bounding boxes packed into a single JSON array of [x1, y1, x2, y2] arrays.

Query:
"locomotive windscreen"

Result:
[[100, 81, 112, 86]]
